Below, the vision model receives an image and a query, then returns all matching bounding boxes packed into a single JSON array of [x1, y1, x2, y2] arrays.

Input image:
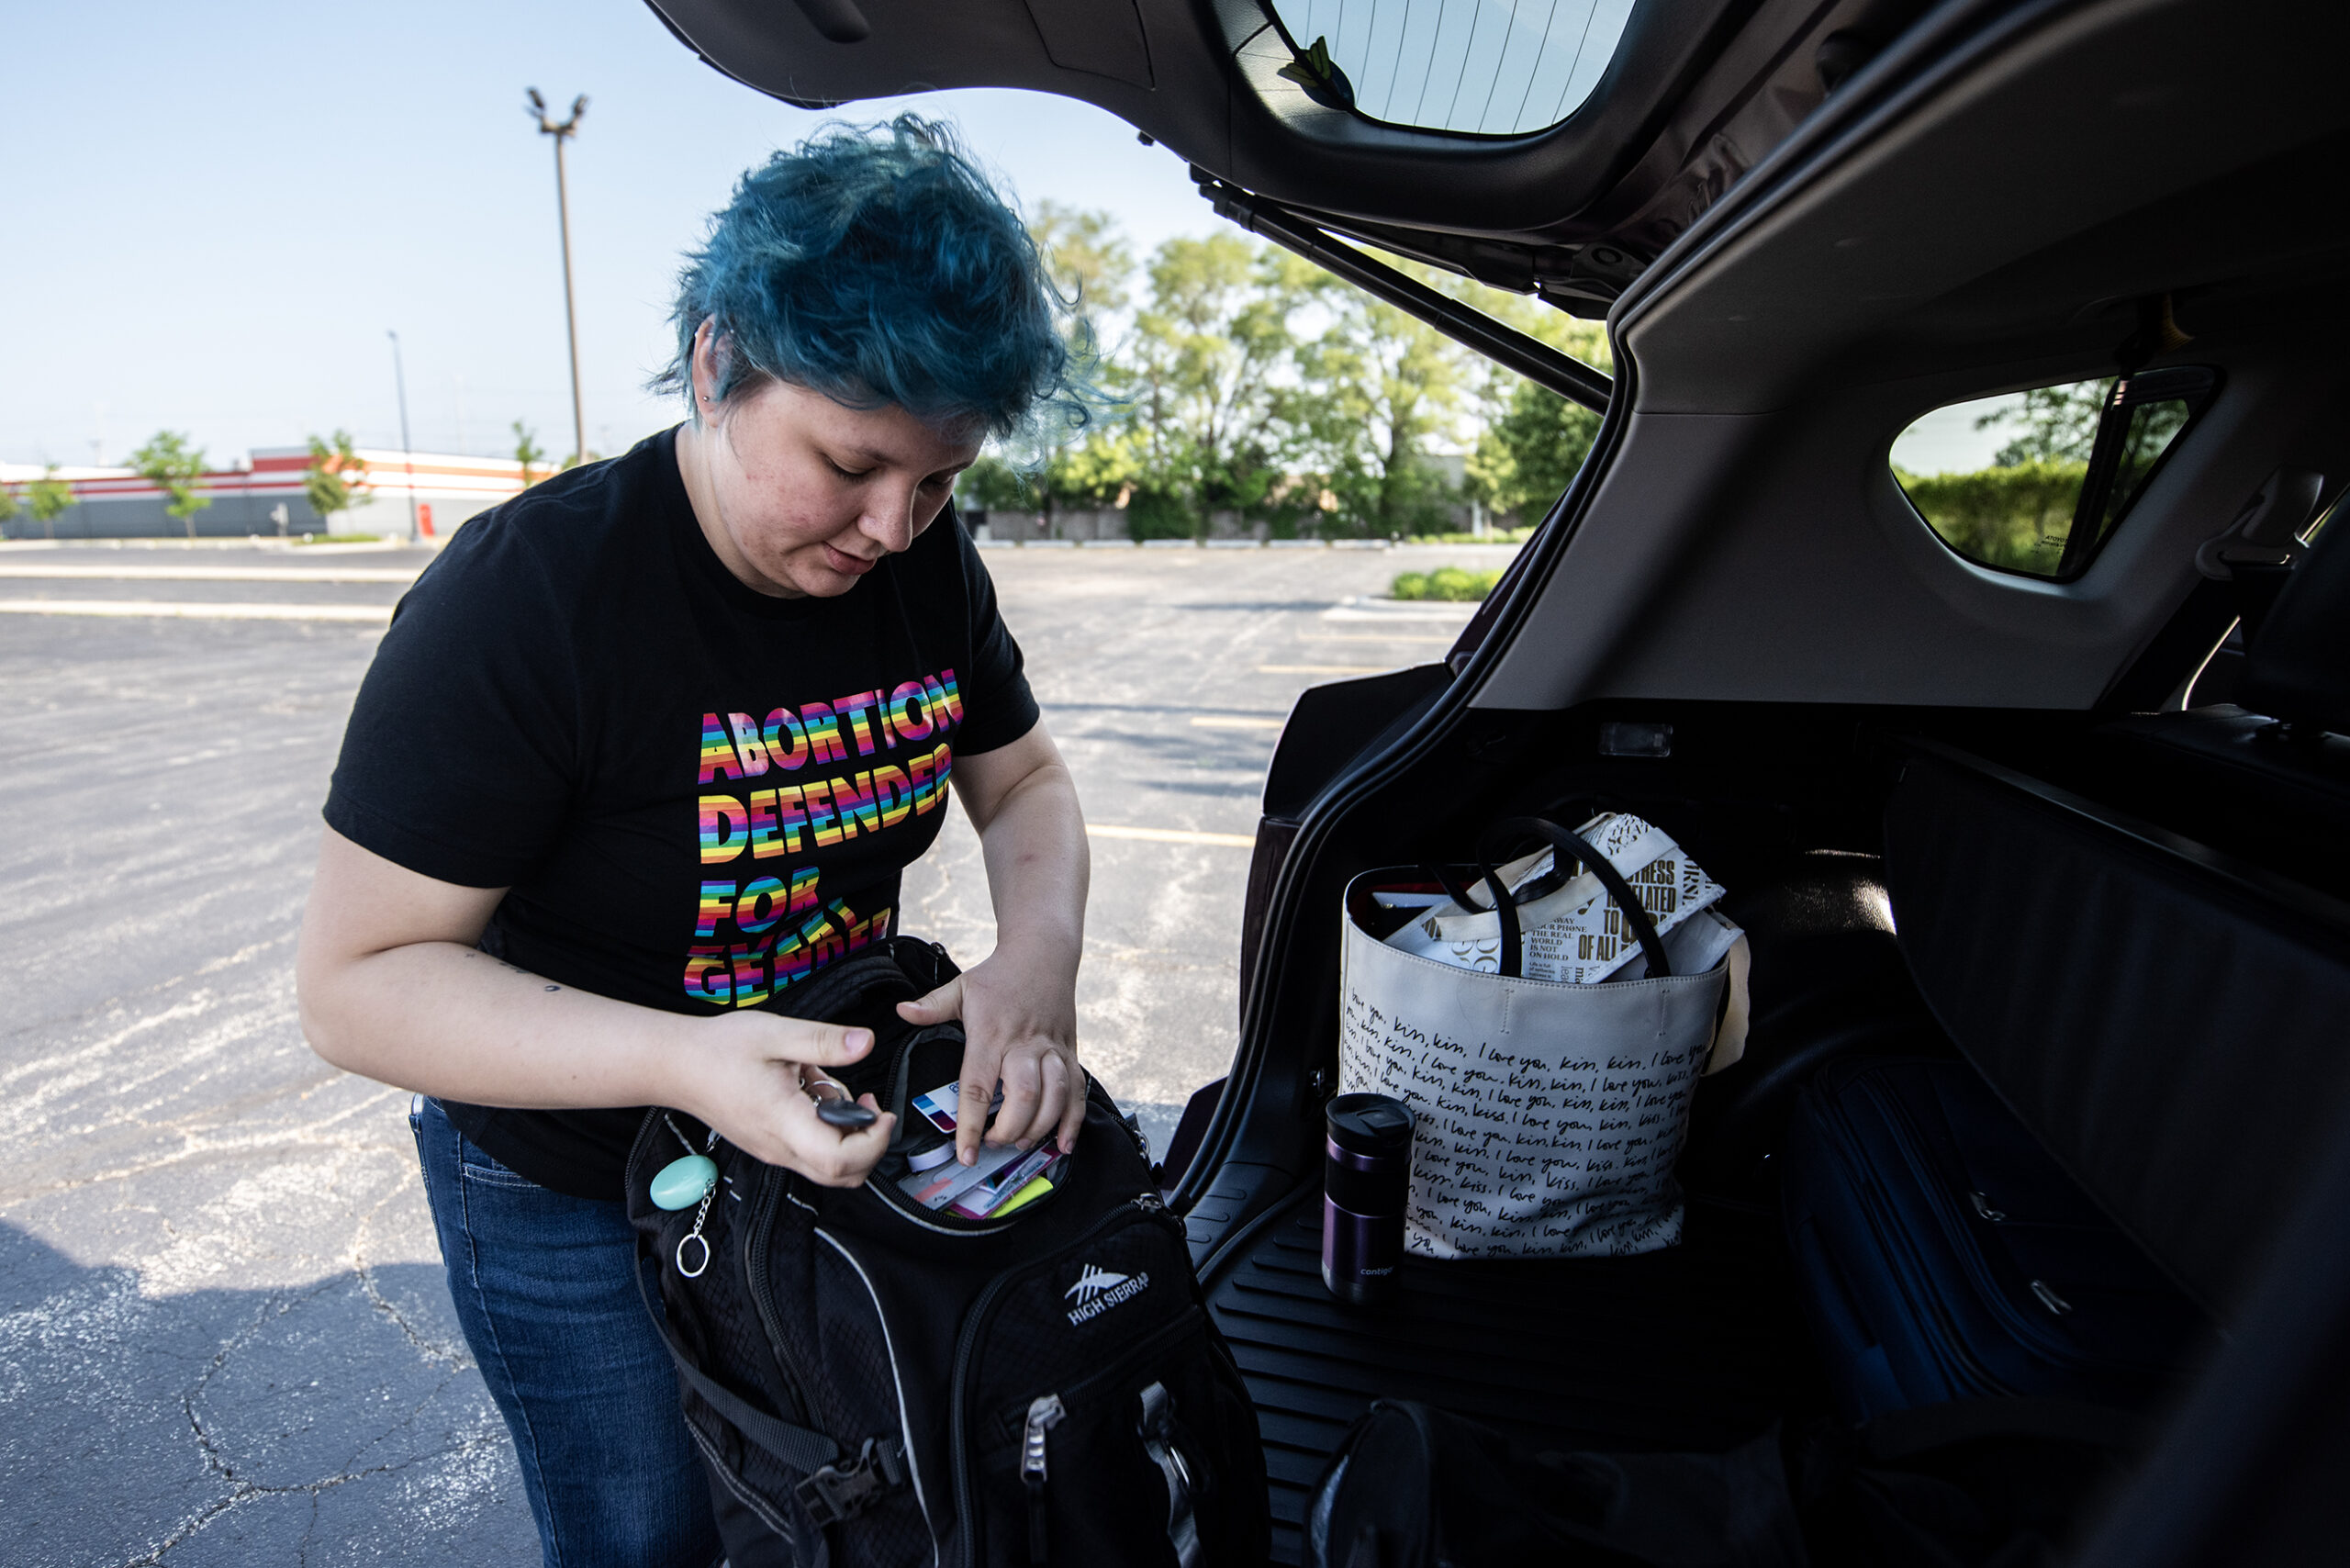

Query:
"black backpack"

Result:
[[625, 936, 1270, 1568]]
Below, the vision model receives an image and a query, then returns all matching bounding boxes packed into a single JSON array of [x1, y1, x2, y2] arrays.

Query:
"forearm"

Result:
[[971, 759, 1089, 977], [297, 826, 889, 1182], [916, 754, 1090, 1155], [297, 936, 694, 1112]]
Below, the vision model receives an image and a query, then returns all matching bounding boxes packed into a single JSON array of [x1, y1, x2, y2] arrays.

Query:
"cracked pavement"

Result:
[[0, 537, 1493, 1563]]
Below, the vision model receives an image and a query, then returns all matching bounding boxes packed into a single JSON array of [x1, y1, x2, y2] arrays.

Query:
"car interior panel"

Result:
[[1881, 742, 2350, 1319], [654, 0, 2350, 1558]]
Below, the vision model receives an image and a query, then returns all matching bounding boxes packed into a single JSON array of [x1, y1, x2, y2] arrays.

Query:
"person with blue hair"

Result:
[[297, 117, 1092, 1566]]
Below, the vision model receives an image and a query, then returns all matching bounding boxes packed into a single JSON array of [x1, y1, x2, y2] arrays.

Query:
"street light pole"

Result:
[[527, 87, 588, 467], [387, 330, 418, 542]]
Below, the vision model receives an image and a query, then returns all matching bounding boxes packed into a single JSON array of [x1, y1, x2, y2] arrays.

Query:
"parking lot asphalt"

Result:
[[0, 534, 1496, 1563]]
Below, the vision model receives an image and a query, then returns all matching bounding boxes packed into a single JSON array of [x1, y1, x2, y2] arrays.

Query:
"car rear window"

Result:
[[1269, 0, 1636, 136], [1890, 367, 2214, 580]]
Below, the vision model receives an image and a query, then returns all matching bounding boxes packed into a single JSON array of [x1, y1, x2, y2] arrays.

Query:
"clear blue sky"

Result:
[[0, 0, 1214, 469]]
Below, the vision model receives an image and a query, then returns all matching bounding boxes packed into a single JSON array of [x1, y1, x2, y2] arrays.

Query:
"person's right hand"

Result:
[[668, 1011, 896, 1186]]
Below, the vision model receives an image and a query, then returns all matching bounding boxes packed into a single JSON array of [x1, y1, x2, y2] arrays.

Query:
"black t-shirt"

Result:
[[325, 426, 1038, 1198]]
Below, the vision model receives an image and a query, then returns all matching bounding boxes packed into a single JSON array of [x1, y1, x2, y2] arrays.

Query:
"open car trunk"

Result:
[[1159, 0, 2350, 1557], [1192, 690, 2350, 1562]]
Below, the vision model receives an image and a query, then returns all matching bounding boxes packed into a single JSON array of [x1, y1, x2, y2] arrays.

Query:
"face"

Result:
[[682, 328, 981, 599]]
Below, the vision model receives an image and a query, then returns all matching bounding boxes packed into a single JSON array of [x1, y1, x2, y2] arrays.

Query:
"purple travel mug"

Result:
[[1323, 1093, 1416, 1306]]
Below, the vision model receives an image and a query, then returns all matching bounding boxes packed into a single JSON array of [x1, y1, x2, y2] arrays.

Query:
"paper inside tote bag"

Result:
[[1337, 815, 1746, 1260]]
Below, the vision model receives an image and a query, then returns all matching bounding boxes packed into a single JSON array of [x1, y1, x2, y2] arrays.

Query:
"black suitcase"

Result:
[[1782, 1057, 2212, 1424]]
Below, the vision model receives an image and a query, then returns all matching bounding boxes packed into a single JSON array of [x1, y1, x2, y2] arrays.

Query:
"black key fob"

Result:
[[816, 1099, 878, 1131]]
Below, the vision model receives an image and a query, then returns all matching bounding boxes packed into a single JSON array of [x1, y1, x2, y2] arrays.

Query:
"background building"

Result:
[[0, 448, 530, 542]]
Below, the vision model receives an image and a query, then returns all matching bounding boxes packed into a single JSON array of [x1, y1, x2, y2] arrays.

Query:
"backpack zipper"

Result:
[[812, 1225, 943, 1562], [868, 1085, 1128, 1236], [990, 1306, 1207, 1439], [743, 1169, 815, 1430], [885, 1023, 966, 1150], [947, 1192, 1175, 1568], [1021, 1393, 1066, 1566], [1000, 1313, 1211, 1567], [871, 1151, 1074, 1236], [1136, 1381, 1203, 1568]]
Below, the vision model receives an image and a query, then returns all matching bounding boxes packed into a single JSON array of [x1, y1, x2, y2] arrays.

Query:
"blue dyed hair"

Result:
[[656, 115, 1087, 441]]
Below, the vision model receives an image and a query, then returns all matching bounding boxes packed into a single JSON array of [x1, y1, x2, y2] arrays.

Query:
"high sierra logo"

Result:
[[1064, 1262, 1149, 1325]]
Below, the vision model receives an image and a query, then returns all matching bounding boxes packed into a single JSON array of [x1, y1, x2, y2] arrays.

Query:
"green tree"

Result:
[[28, 467, 76, 539], [1898, 377, 2191, 576], [0, 480, 16, 535], [1393, 566, 1502, 601], [1465, 380, 1603, 524], [1029, 201, 1135, 329], [129, 431, 209, 539], [1896, 458, 2089, 574], [304, 430, 370, 532], [956, 454, 1035, 512], [1976, 377, 2187, 502], [957, 436, 1149, 533], [513, 420, 547, 487], [1046, 430, 1147, 509], [962, 219, 1639, 541], [1457, 295, 1612, 525], [1978, 381, 2107, 465], [1123, 234, 1317, 534], [989, 204, 1140, 532], [1292, 263, 1473, 537]]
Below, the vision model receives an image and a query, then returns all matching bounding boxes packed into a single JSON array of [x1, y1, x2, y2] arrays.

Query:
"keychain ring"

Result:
[[676, 1231, 711, 1278], [803, 1073, 851, 1103]]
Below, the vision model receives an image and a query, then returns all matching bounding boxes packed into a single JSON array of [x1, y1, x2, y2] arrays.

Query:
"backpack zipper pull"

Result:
[[1022, 1392, 1066, 1566]]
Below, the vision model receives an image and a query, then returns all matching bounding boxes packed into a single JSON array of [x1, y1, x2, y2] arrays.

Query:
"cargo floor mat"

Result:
[[1203, 1189, 1822, 1563]]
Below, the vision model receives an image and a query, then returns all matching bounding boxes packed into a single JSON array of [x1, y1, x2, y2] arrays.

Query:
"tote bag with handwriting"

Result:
[[1336, 817, 1746, 1260]]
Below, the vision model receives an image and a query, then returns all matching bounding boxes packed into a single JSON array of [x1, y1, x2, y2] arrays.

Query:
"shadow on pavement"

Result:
[[0, 1221, 537, 1567]]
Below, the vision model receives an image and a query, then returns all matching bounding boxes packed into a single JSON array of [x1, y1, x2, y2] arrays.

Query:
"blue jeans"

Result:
[[411, 1096, 722, 1568]]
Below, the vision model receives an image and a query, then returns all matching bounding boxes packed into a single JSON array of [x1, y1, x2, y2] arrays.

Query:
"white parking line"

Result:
[[0, 564, 419, 583], [1320, 604, 1477, 622], [1296, 633, 1456, 644], [1086, 823, 1257, 848], [1189, 715, 1285, 730], [0, 599, 391, 622]]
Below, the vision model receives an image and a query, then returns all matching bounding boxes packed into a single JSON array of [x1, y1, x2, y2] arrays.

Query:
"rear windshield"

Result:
[[1268, 0, 1636, 136]]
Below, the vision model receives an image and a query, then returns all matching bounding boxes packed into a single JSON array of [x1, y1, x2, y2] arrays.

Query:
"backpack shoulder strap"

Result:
[[633, 1253, 842, 1475]]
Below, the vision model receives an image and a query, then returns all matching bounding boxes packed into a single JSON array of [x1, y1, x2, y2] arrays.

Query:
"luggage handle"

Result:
[[1473, 816, 1672, 980]]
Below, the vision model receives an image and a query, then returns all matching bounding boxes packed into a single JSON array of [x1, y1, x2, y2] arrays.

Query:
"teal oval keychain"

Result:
[[651, 1154, 718, 1211], [655, 1116, 722, 1278]]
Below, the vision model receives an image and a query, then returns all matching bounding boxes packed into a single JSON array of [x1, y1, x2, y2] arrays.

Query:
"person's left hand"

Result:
[[898, 946, 1082, 1167]]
